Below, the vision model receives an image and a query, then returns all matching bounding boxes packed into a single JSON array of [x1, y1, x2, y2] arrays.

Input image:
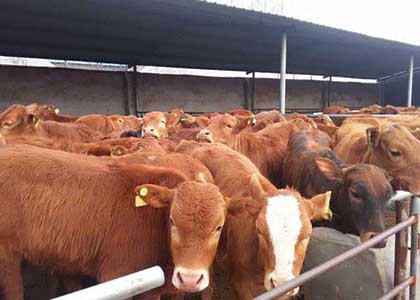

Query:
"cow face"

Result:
[[366, 125, 420, 195], [239, 176, 331, 298], [141, 112, 169, 138], [316, 157, 392, 247], [0, 104, 39, 136], [26, 103, 59, 120], [135, 181, 228, 293], [197, 114, 254, 144]]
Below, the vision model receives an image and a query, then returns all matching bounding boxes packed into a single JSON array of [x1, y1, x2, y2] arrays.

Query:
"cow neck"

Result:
[[230, 131, 253, 153]]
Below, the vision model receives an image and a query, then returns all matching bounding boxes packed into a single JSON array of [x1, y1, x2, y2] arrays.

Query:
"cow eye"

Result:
[[170, 218, 175, 226], [214, 225, 223, 233], [2, 121, 13, 127], [389, 150, 401, 157], [226, 124, 233, 129], [161, 120, 166, 124], [350, 189, 361, 199], [256, 228, 262, 235]]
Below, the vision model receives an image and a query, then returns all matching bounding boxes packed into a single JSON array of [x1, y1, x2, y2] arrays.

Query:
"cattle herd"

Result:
[[0, 102, 419, 300]]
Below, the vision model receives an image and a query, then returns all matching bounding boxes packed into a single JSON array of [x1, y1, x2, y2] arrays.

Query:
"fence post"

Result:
[[395, 200, 410, 300], [410, 197, 419, 300]]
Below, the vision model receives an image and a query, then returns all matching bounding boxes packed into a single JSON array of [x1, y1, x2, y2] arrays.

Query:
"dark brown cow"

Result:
[[283, 129, 392, 246], [197, 114, 300, 187], [176, 141, 332, 299], [0, 105, 103, 143], [0, 145, 229, 299]]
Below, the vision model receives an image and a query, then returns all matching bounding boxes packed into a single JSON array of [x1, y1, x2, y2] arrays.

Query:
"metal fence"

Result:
[[50, 266, 164, 300], [253, 193, 420, 300]]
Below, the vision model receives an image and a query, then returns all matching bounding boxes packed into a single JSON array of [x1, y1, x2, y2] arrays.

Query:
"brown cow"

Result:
[[283, 129, 392, 246], [26, 103, 79, 122], [141, 111, 170, 138], [114, 152, 214, 183], [76, 114, 141, 135], [323, 106, 351, 114], [197, 114, 300, 187], [0, 104, 103, 143], [0, 145, 229, 299], [176, 141, 332, 299], [241, 110, 286, 133], [334, 119, 420, 195]]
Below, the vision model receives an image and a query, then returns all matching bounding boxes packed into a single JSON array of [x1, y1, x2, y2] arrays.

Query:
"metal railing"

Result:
[[253, 193, 420, 300], [50, 266, 164, 300]]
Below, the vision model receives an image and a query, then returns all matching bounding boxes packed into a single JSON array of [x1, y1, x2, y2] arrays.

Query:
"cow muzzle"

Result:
[[197, 129, 213, 143], [142, 127, 159, 138], [172, 267, 209, 293], [265, 273, 298, 298]]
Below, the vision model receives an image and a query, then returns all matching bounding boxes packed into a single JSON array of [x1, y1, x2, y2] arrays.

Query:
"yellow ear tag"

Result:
[[247, 119, 251, 125], [55, 108, 60, 114], [33, 118, 40, 128], [139, 187, 148, 197], [252, 118, 256, 125], [135, 196, 148, 207], [173, 113, 178, 117]]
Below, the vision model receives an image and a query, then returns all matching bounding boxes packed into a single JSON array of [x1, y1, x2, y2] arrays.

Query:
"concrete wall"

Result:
[[0, 65, 378, 115]]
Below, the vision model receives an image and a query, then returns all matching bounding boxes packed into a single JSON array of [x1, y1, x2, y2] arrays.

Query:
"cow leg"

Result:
[[0, 245, 23, 300]]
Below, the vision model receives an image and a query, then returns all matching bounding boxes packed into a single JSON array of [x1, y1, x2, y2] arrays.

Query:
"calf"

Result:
[[283, 129, 392, 246], [26, 103, 79, 122], [334, 119, 420, 195], [141, 111, 169, 138], [76, 114, 141, 135], [197, 113, 300, 187], [176, 141, 331, 299], [0, 104, 103, 143], [0, 145, 229, 300]]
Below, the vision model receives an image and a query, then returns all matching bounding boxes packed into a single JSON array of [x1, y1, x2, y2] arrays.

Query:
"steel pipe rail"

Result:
[[253, 216, 417, 300], [377, 277, 415, 300], [51, 266, 164, 300]]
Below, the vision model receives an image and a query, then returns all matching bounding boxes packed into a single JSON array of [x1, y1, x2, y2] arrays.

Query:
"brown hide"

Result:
[[197, 114, 300, 187], [335, 120, 420, 195], [0, 105, 103, 143], [26, 103, 78, 122], [76, 114, 141, 135], [0, 145, 227, 299], [176, 141, 331, 300], [283, 130, 392, 245]]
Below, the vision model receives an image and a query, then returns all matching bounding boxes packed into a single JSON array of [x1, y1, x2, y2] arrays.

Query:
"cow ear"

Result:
[[305, 191, 333, 221], [235, 115, 256, 130], [366, 127, 380, 147], [196, 116, 210, 128], [28, 114, 41, 128], [315, 157, 342, 181], [227, 196, 261, 217], [249, 174, 267, 202], [134, 184, 175, 208]]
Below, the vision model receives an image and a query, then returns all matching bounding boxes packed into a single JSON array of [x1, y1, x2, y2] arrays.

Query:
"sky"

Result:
[[204, 0, 420, 46]]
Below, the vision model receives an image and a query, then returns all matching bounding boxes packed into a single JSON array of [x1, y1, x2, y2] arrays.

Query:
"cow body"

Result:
[[0, 145, 228, 299], [197, 114, 300, 187], [176, 141, 332, 300]]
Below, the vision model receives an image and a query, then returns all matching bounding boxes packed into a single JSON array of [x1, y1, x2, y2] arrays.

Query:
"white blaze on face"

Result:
[[265, 194, 302, 289]]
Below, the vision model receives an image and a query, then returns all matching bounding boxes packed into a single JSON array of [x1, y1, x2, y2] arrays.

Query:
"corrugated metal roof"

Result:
[[0, 0, 419, 79]]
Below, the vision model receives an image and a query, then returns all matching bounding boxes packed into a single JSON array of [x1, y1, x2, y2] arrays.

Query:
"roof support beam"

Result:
[[280, 32, 287, 114], [407, 55, 414, 107]]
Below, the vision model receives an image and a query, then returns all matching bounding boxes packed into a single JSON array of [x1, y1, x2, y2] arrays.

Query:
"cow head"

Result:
[[315, 158, 392, 247], [230, 175, 331, 298], [26, 103, 59, 120], [0, 104, 40, 136], [141, 112, 169, 138], [197, 114, 254, 143], [135, 181, 228, 293], [366, 125, 420, 195]]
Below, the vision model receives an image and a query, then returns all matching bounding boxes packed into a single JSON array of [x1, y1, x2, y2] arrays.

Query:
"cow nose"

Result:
[[172, 268, 209, 293], [269, 277, 299, 297]]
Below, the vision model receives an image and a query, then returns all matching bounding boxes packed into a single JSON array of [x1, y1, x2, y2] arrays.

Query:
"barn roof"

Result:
[[2, 0, 420, 79]]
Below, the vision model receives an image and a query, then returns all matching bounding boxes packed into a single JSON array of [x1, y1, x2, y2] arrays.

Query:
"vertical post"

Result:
[[409, 197, 419, 300], [251, 72, 256, 112], [327, 76, 332, 107], [394, 200, 410, 300], [280, 32, 287, 114], [132, 65, 138, 116], [407, 55, 414, 107]]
